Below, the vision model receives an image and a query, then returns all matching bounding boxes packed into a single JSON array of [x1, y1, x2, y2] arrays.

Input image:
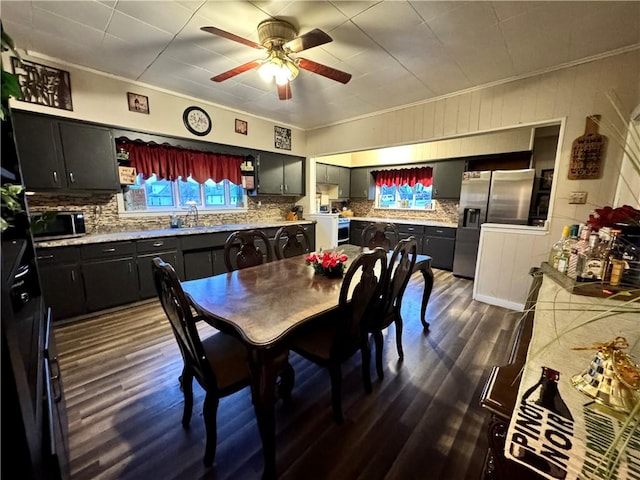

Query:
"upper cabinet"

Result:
[[12, 111, 119, 192], [338, 167, 350, 198], [350, 167, 375, 200], [257, 151, 304, 196], [432, 160, 466, 199], [316, 163, 341, 184]]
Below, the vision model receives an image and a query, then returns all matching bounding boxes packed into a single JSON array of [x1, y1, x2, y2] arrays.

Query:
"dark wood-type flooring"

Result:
[[54, 268, 522, 480]]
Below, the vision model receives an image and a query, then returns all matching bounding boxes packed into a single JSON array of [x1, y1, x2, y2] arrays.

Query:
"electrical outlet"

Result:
[[569, 191, 587, 204]]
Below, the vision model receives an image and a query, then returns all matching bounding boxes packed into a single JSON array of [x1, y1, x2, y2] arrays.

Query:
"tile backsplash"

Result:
[[27, 193, 300, 234], [349, 199, 459, 224]]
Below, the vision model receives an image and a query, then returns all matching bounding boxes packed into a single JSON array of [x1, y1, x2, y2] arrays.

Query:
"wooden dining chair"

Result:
[[152, 257, 252, 467], [274, 224, 311, 259], [361, 221, 400, 250], [288, 247, 388, 424], [223, 229, 273, 272], [368, 236, 418, 383]]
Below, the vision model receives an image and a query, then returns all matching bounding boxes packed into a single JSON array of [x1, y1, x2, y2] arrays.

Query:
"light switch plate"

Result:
[[569, 191, 588, 204]]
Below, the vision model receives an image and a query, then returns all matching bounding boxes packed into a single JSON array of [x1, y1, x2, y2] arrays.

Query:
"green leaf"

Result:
[[1, 69, 23, 101]]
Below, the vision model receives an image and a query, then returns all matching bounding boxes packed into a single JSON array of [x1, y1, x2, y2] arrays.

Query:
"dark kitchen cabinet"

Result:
[[349, 220, 366, 246], [398, 224, 424, 252], [349, 167, 375, 199], [338, 167, 350, 198], [181, 232, 229, 280], [136, 237, 183, 299], [36, 247, 86, 320], [81, 242, 138, 311], [422, 226, 456, 270], [12, 111, 119, 192], [433, 160, 465, 199], [317, 163, 341, 184], [257, 152, 304, 195]]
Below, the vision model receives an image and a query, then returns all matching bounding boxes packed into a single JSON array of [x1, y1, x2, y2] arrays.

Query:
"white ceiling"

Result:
[[2, 1, 639, 130]]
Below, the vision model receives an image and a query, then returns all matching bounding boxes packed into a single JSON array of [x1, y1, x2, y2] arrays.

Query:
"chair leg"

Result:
[[374, 331, 385, 381], [328, 364, 344, 424], [202, 392, 219, 467], [181, 367, 194, 428], [395, 316, 404, 361]]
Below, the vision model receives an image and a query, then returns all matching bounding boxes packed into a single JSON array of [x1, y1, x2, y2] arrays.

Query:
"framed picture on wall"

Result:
[[235, 119, 248, 135], [539, 169, 554, 191], [127, 92, 149, 114], [274, 125, 291, 150], [534, 192, 550, 215]]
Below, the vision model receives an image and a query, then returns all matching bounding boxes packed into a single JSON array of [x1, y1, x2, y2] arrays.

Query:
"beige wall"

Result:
[[307, 51, 640, 242]]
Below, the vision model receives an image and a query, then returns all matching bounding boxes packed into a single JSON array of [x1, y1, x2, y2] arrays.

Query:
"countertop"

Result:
[[35, 220, 315, 248], [349, 217, 457, 229]]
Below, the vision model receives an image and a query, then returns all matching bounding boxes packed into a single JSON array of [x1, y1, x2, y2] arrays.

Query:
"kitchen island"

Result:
[[34, 220, 315, 321]]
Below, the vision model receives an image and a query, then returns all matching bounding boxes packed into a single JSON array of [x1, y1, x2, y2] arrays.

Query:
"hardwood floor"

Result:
[[54, 268, 522, 480]]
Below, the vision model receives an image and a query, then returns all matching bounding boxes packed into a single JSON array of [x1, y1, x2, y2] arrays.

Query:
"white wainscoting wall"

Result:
[[474, 224, 550, 311]]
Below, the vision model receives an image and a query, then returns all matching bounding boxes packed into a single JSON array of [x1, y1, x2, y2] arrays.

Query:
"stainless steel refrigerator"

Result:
[[452, 169, 535, 278]]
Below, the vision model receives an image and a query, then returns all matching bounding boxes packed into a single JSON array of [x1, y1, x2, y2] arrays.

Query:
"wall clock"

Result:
[[183, 106, 211, 136]]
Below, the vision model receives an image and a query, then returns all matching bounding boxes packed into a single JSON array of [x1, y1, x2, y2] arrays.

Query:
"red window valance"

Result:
[[116, 139, 244, 184], [372, 167, 433, 188]]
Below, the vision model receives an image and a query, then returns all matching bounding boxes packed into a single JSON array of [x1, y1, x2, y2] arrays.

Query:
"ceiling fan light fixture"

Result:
[[259, 51, 299, 85]]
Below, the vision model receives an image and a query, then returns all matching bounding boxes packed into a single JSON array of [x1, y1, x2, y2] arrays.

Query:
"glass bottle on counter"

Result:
[[567, 224, 591, 279], [557, 224, 579, 274], [577, 233, 602, 281], [549, 225, 570, 270], [603, 229, 624, 285]]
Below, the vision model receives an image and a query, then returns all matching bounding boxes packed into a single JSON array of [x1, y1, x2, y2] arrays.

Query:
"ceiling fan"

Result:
[[201, 19, 352, 100]]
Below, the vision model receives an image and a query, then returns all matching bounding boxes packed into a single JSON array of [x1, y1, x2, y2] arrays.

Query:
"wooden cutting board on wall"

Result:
[[568, 115, 606, 180]]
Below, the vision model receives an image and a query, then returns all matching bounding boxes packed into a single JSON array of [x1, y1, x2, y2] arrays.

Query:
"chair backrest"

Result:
[[333, 247, 388, 355], [274, 224, 311, 259], [382, 236, 418, 315], [361, 222, 400, 251], [224, 229, 273, 272], [151, 257, 215, 386]]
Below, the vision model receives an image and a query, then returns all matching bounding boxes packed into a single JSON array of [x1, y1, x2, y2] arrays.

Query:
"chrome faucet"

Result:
[[185, 201, 199, 228]]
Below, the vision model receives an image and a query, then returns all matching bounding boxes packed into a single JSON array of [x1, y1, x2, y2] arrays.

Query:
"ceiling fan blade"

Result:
[[298, 58, 352, 84], [201, 26, 263, 50], [278, 83, 292, 100], [211, 60, 262, 82], [285, 29, 332, 53]]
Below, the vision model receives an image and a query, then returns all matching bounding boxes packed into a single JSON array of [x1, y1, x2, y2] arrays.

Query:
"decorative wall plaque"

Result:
[[274, 125, 291, 150], [568, 115, 605, 180], [11, 57, 73, 111]]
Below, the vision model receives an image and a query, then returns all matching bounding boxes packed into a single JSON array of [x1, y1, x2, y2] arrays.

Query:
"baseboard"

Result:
[[473, 293, 525, 312]]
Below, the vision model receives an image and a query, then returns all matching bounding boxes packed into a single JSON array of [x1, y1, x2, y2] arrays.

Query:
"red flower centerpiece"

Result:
[[305, 250, 348, 278]]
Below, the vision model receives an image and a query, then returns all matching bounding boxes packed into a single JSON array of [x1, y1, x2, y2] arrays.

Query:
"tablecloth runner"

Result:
[[504, 275, 640, 480]]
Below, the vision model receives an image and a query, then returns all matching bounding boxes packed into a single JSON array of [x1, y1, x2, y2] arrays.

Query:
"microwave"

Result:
[[319, 204, 330, 213], [31, 211, 86, 241]]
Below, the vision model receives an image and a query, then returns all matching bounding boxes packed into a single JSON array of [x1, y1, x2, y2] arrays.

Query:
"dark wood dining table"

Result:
[[180, 244, 433, 479]]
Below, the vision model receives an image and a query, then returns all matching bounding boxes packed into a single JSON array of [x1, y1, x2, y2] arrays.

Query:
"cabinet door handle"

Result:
[[128, 263, 132, 273], [284, 184, 288, 192], [50, 358, 62, 402], [38, 254, 55, 260], [71, 270, 76, 282], [435, 229, 444, 234], [69, 172, 75, 183], [53, 171, 58, 184], [102, 248, 116, 253], [280, 184, 284, 192], [153, 241, 164, 247]]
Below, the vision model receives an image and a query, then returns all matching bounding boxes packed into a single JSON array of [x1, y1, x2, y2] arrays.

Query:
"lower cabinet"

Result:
[[81, 242, 139, 311], [349, 220, 367, 246], [181, 231, 230, 280], [37, 246, 86, 320], [136, 237, 182, 299], [422, 226, 456, 270]]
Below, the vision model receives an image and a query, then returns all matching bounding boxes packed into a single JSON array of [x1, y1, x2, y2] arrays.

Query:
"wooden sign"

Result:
[[568, 115, 606, 180], [118, 166, 137, 185]]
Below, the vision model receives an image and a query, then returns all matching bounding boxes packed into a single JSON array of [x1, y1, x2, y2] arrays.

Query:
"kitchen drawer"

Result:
[[398, 224, 425, 235], [137, 237, 180, 254], [36, 246, 81, 265], [81, 241, 136, 260], [424, 226, 456, 239], [180, 232, 228, 251]]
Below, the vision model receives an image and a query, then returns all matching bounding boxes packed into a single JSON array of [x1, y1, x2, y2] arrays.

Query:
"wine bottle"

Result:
[[567, 225, 591, 279], [522, 366, 573, 421]]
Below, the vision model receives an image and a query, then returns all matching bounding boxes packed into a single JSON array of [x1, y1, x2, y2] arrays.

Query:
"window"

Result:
[[123, 174, 245, 211], [373, 166, 435, 210], [376, 182, 433, 210]]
